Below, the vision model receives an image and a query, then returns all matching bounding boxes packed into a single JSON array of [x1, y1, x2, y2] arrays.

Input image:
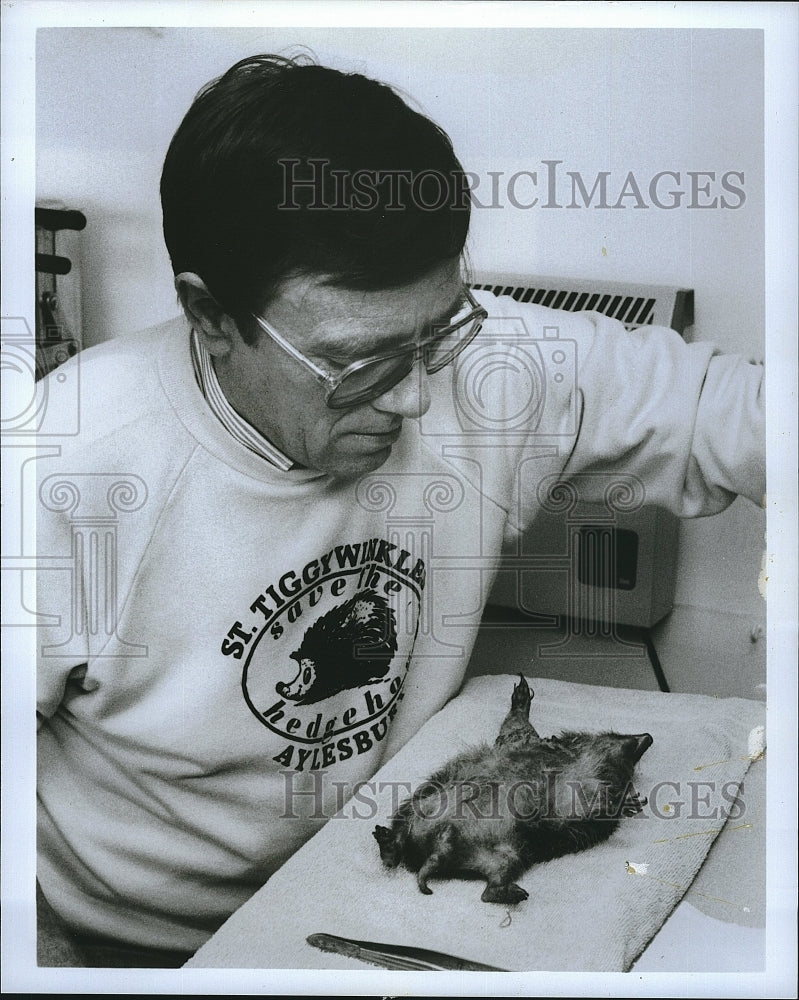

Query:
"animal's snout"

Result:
[[621, 733, 654, 762]]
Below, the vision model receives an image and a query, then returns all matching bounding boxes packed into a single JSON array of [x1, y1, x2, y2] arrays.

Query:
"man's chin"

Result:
[[326, 444, 393, 481]]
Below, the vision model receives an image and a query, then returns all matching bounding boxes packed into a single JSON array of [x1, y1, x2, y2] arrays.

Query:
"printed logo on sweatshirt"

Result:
[[221, 537, 425, 771]]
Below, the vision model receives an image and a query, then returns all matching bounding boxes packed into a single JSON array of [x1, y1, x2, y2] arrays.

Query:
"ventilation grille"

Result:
[[472, 272, 694, 336]]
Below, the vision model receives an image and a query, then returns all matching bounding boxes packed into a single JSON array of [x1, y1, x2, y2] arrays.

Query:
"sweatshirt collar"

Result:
[[189, 328, 295, 471]]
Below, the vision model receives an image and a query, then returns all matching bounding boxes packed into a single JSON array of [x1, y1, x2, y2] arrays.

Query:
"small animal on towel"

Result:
[[373, 675, 653, 904]]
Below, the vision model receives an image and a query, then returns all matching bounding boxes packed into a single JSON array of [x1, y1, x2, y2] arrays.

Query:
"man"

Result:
[[35, 54, 764, 966]]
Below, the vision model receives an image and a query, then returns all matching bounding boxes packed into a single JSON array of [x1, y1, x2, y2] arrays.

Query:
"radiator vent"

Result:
[[472, 273, 694, 335]]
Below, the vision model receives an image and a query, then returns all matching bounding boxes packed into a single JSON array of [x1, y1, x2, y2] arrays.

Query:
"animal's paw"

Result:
[[510, 674, 533, 713], [481, 882, 529, 904], [620, 792, 648, 817], [417, 879, 433, 896]]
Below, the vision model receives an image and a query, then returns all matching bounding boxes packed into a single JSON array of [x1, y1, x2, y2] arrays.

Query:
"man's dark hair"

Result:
[[161, 53, 471, 343]]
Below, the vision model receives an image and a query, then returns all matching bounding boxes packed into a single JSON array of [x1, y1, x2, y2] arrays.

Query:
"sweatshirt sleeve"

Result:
[[560, 310, 765, 517]]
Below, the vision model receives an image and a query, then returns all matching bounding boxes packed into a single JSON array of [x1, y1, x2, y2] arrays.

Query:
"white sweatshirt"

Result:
[[35, 291, 764, 950]]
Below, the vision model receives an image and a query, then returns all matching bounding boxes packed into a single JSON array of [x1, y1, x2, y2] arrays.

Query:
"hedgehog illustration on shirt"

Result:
[[276, 589, 399, 705]]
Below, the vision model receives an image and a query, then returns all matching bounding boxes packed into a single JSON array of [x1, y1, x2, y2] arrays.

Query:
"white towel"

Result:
[[187, 675, 766, 972]]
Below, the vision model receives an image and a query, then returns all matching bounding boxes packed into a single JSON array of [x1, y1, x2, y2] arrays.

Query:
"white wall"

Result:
[[37, 28, 764, 351], [36, 27, 766, 695]]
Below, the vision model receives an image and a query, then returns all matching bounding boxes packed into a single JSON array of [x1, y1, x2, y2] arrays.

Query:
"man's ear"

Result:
[[174, 272, 240, 357]]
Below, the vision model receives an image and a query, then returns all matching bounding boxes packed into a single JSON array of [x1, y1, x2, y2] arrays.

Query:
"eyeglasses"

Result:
[[251, 288, 487, 410]]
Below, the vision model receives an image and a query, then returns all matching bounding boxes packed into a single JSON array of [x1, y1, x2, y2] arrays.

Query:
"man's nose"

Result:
[[371, 361, 432, 418]]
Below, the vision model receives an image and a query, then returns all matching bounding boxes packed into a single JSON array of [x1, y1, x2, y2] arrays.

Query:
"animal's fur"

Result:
[[373, 675, 653, 904]]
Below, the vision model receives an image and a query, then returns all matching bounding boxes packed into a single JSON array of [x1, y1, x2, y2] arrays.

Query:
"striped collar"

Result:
[[189, 328, 295, 471]]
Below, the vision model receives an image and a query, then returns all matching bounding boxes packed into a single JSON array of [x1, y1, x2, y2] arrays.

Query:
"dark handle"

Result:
[[35, 207, 87, 232], [36, 253, 72, 275]]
